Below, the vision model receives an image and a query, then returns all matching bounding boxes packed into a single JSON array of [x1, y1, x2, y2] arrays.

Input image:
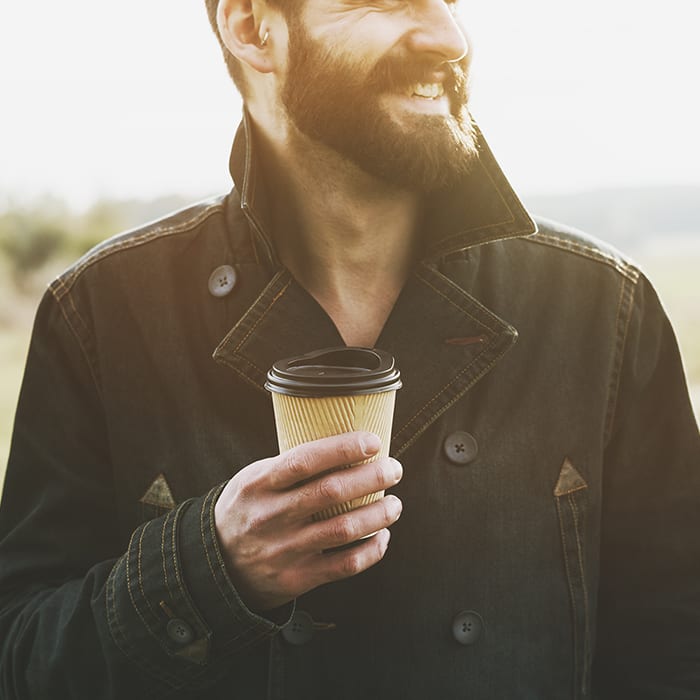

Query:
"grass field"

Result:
[[1, 249, 699, 490]]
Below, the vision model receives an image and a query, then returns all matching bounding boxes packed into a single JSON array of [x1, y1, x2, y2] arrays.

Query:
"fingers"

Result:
[[305, 528, 393, 590], [298, 494, 403, 553], [288, 457, 403, 521], [266, 432, 382, 490]]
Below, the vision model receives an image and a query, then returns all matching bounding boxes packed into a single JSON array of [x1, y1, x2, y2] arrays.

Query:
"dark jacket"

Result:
[[1, 115, 699, 699]]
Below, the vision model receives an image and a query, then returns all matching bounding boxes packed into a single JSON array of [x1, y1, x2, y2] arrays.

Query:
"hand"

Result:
[[214, 431, 403, 611]]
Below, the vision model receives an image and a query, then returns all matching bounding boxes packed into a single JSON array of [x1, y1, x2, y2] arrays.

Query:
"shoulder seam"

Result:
[[527, 231, 641, 284], [46, 287, 105, 402], [50, 202, 225, 300], [603, 273, 638, 444]]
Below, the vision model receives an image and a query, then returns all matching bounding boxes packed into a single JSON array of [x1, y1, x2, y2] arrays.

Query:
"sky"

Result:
[[0, 1, 699, 210]]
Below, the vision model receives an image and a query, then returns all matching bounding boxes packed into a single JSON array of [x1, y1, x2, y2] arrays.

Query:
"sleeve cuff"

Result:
[[178, 483, 295, 653], [105, 483, 294, 684]]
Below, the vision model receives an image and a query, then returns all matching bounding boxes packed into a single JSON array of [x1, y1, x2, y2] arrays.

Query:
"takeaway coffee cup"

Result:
[[265, 347, 402, 521]]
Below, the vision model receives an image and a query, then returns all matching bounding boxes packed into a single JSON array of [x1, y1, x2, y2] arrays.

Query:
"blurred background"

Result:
[[1, 1, 699, 485]]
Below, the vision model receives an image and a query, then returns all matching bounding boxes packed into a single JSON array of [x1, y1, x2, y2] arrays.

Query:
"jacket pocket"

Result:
[[554, 458, 591, 699]]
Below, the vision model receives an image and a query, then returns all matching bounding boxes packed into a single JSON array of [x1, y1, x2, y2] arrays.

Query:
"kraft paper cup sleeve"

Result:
[[266, 347, 401, 521]]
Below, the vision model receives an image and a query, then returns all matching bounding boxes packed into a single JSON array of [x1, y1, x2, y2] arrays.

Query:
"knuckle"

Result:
[[319, 474, 344, 504], [340, 550, 364, 577], [243, 511, 267, 535], [236, 473, 258, 499], [284, 447, 313, 482], [338, 434, 360, 465], [328, 515, 356, 544]]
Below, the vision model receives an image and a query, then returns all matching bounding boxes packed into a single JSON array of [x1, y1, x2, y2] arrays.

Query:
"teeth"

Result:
[[410, 83, 444, 99]]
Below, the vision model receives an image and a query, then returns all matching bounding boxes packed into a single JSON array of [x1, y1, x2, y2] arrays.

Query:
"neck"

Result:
[[256, 121, 423, 346]]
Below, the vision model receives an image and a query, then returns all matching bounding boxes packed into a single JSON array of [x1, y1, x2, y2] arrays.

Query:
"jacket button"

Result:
[[443, 431, 478, 465], [166, 618, 195, 645], [281, 610, 314, 646], [208, 265, 237, 297], [452, 610, 484, 645]]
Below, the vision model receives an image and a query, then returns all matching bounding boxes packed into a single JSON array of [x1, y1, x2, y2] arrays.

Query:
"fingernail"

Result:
[[360, 432, 381, 456], [382, 529, 391, 553], [390, 458, 403, 483]]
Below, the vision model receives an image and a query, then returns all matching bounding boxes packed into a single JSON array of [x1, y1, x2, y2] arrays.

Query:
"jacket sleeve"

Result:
[[593, 272, 700, 698], [0, 290, 292, 699]]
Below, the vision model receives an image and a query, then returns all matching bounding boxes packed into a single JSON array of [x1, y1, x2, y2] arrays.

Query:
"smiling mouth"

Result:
[[408, 83, 445, 99]]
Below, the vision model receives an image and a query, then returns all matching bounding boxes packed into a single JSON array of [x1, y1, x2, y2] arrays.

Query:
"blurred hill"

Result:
[[523, 185, 700, 254], [2, 186, 699, 268]]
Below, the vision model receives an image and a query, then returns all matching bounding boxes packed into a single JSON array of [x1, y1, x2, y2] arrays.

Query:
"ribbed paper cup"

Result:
[[266, 347, 401, 522]]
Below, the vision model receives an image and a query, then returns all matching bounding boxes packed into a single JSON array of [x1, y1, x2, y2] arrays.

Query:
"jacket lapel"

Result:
[[213, 262, 517, 458], [212, 269, 343, 391], [377, 261, 518, 456]]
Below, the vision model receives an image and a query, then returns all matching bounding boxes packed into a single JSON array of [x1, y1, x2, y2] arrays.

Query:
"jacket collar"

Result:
[[228, 109, 537, 265], [217, 110, 534, 455]]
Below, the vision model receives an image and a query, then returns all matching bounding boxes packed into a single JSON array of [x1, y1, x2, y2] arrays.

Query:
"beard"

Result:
[[281, 20, 479, 192]]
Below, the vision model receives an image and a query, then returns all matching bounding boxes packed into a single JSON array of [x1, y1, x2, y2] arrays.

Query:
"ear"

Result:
[[217, 0, 275, 74]]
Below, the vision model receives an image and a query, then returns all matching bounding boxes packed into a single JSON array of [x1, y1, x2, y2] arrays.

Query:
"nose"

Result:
[[407, 0, 469, 63]]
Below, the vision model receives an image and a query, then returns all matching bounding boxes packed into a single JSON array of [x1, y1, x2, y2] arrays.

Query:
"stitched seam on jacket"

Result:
[[50, 204, 224, 297], [603, 275, 637, 444], [200, 487, 239, 615], [137, 521, 159, 623], [170, 503, 207, 631], [234, 279, 292, 353], [431, 158, 517, 242], [396, 351, 488, 439], [171, 506, 187, 603], [161, 510, 176, 604], [396, 268, 511, 434], [106, 556, 132, 661], [213, 270, 288, 354], [201, 487, 275, 645], [395, 337, 513, 454], [126, 527, 157, 638], [49, 287, 104, 402], [106, 555, 180, 687], [218, 352, 268, 383], [570, 494, 590, 695], [526, 233, 640, 283], [556, 497, 579, 698], [415, 270, 504, 333], [213, 355, 268, 392]]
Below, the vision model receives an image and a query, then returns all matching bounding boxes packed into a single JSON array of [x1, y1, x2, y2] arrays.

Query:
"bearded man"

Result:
[[1, 0, 699, 698]]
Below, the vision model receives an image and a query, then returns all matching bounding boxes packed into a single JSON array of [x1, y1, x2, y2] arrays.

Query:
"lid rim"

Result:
[[265, 346, 401, 397]]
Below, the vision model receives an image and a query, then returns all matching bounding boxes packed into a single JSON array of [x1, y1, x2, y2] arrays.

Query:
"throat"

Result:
[[316, 288, 402, 349]]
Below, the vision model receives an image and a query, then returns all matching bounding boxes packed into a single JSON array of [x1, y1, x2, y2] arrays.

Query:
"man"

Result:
[[1, 0, 699, 697]]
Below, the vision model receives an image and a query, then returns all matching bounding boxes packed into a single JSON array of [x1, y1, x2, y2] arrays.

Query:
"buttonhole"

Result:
[[159, 600, 176, 619], [445, 335, 487, 346], [313, 621, 337, 632]]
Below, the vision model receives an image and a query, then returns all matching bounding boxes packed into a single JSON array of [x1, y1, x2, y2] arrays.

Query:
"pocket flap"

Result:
[[554, 458, 588, 497]]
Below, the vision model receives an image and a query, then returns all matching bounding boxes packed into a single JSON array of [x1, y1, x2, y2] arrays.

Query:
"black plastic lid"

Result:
[[265, 347, 402, 398]]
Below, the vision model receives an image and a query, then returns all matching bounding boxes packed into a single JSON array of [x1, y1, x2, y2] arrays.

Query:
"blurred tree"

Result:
[[0, 210, 67, 290], [69, 200, 126, 255]]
